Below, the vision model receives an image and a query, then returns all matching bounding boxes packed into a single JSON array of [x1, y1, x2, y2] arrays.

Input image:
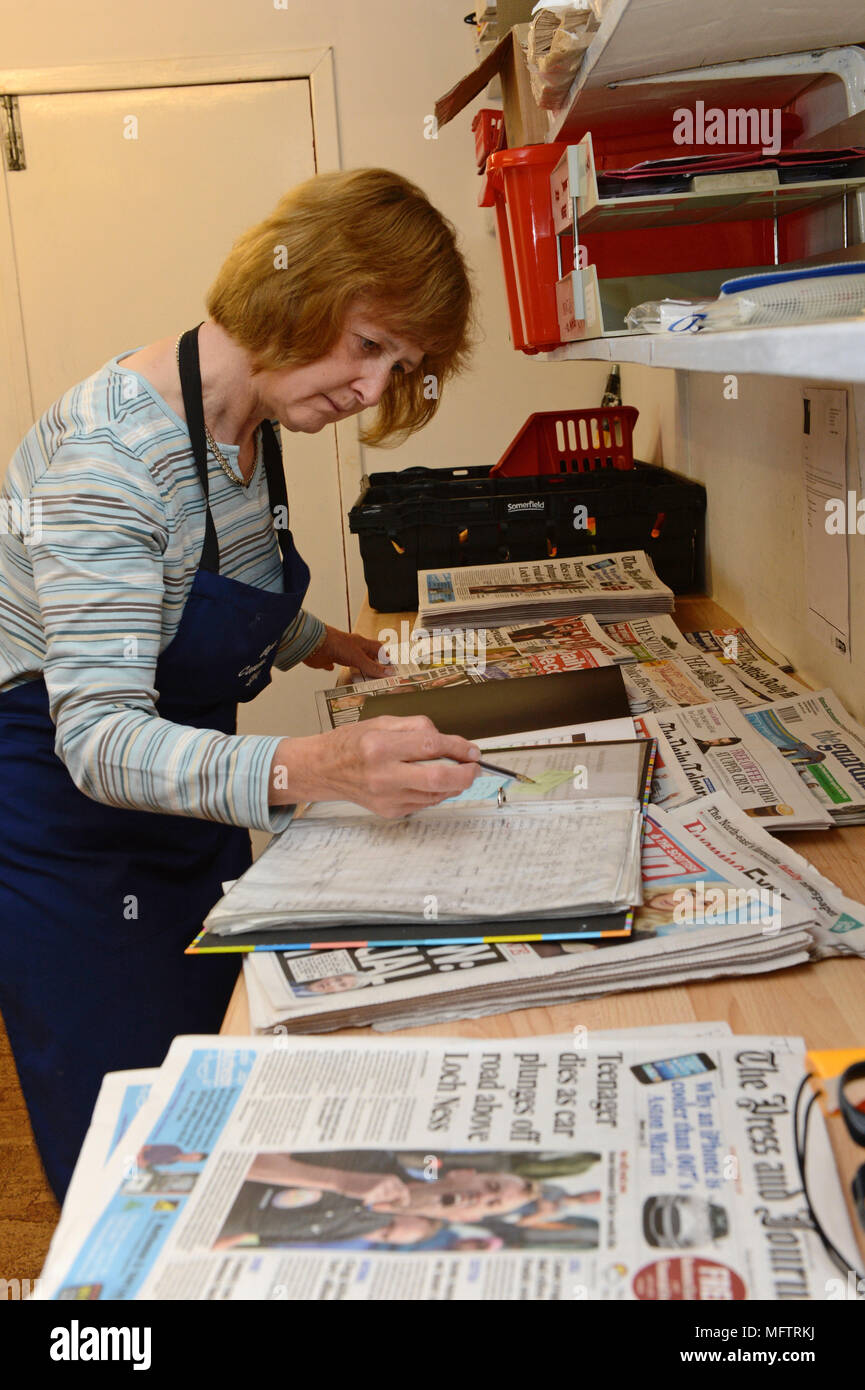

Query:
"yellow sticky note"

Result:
[[517, 769, 577, 796]]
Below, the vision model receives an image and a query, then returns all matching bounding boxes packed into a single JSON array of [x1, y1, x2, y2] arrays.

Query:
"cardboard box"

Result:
[[435, 24, 554, 149]]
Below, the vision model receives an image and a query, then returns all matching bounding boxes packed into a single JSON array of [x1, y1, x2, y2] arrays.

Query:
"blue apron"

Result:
[[0, 325, 310, 1200]]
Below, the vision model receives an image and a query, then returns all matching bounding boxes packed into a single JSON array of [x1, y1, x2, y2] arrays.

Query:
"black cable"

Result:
[[793, 1072, 865, 1286]]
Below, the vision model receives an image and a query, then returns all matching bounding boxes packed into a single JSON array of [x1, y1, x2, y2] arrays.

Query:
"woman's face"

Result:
[[254, 303, 424, 433]]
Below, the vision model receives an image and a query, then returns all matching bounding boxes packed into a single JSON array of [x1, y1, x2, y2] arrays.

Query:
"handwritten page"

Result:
[[205, 801, 641, 933]]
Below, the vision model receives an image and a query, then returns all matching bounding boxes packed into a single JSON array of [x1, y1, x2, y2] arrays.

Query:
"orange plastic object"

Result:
[[481, 143, 568, 353], [491, 408, 639, 476]]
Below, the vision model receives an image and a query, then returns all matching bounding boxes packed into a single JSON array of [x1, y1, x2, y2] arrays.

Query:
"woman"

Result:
[[0, 168, 480, 1200]]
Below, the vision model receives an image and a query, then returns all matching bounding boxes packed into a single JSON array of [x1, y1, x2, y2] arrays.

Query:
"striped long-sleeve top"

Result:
[[0, 348, 327, 832]]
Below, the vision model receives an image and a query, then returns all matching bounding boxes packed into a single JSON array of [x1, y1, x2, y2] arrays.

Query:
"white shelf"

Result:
[[548, 0, 865, 142], [539, 318, 865, 382]]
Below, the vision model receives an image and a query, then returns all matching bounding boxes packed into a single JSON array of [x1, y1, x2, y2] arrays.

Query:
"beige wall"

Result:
[[683, 372, 865, 723]]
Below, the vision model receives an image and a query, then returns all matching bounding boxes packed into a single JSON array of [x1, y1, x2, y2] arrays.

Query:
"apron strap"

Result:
[[178, 325, 221, 573], [178, 325, 294, 575], [261, 419, 291, 563]]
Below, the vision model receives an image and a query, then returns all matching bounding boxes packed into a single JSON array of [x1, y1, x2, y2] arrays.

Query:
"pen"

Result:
[[475, 758, 537, 785]]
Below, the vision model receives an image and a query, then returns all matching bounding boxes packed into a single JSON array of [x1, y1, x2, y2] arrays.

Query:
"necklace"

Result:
[[175, 332, 251, 488]]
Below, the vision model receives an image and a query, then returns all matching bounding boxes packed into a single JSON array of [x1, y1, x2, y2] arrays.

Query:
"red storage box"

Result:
[[491, 407, 639, 475], [481, 142, 568, 353]]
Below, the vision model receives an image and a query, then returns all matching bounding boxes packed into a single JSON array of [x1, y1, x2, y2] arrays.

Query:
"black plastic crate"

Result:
[[349, 462, 706, 612]]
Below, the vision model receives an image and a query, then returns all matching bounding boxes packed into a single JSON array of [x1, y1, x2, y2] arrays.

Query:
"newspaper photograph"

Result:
[[34, 1032, 857, 1301], [744, 690, 865, 825], [645, 700, 832, 831]]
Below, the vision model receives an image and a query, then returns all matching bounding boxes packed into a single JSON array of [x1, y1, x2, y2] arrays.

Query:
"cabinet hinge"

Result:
[[1, 96, 26, 172]]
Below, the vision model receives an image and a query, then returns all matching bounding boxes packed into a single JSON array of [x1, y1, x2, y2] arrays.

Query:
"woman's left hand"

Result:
[[303, 624, 392, 678]]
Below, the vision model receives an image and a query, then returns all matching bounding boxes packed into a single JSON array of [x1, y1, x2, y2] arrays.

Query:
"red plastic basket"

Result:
[[490, 408, 639, 475]]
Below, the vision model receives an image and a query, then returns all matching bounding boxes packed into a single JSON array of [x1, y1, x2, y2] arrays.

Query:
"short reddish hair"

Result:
[[206, 168, 475, 445]]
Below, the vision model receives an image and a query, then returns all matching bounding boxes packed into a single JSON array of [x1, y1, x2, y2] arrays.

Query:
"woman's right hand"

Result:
[[269, 715, 482, 819]]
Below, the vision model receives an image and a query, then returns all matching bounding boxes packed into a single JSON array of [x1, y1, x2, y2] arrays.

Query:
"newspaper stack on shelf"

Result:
[[238, 792, 865, 1037], [35, 1025, 860, 1301], [416, 550, 674, 632]]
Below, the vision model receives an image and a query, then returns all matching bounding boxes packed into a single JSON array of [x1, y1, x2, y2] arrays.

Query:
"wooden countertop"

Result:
[[221, 593, 865, 1266]]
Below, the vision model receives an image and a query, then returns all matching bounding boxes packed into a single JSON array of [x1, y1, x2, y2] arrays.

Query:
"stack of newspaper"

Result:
[[416, 551, 674, 632], [241, 792, 864, 1036], [34, 1023, 860, 1301]]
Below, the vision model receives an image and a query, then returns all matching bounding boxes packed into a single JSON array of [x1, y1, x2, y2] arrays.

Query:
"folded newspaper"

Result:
[[681, 624, 793, 671], [743, 690, 865, 826], [635, 700, 833, 831], [622, 653, 758, 714], [35, 1029, 859, 1301], [417, 551, 674, 632], [598, 617, 809, 710], [239, 793, 851, 1037]]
